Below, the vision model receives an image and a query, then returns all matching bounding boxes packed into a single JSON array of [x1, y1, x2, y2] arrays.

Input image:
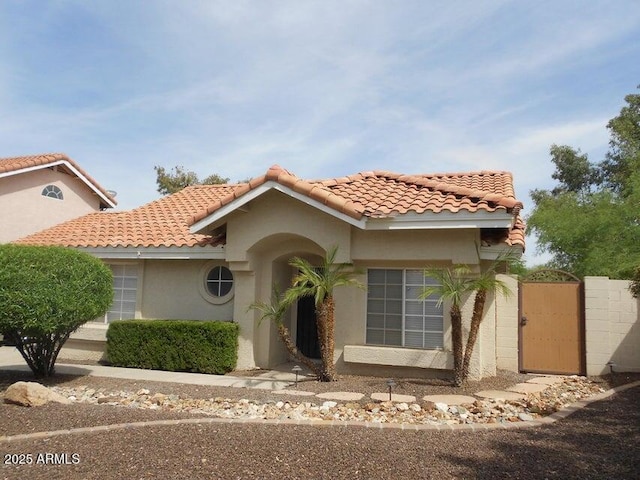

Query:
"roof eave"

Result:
[[77, 245, 226, 260], [0, 158, 117, 208], [364, 210, 516, 230]]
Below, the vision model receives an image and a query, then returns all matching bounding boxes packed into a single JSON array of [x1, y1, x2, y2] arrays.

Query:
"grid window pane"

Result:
[[385, 314, 402, 330], [367, 314, 385, 329], [405, 315, 424, 331], [368, 285, 385, 298], [404, 331, 424, 348], [365, 268, 444, 350], [366, 329, 384, 345], [385, 330, 402, 346], [98, 264, 138, 323], [385, 299, 402, 314], [386, 270, 403, 284], [386, 284, 403, 299], [405, 269, 424, 284], [424, 301, 443, 316]]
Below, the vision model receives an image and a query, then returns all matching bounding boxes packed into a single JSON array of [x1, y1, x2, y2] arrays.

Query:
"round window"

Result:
[[205, 266, 233, 297]]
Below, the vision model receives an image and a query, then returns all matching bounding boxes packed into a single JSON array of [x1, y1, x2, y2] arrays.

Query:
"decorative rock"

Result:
[[423, 394, 477, 406], [4, 382, 71, 407], [45, 376, 605, 427], [435, 402, 449, 413]]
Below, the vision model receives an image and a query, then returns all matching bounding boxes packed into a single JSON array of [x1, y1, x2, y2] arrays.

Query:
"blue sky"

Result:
[[1, 1, 639, 265]]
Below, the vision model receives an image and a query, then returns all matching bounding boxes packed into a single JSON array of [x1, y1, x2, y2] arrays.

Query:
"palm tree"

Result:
[[248, 286, 323, 378], [423, 254, 514, 386], [286, 246, 364, 382], [421, 265, 473, 387]]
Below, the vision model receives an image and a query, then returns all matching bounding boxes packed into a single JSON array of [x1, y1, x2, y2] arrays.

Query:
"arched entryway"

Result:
[[247, 233, 325, 368]]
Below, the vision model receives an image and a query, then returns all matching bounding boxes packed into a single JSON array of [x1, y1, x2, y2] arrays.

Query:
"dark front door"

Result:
[[296, 295, 320, 359]]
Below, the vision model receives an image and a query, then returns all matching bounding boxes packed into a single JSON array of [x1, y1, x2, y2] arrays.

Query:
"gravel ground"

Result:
[[0, 369, 638, 479]]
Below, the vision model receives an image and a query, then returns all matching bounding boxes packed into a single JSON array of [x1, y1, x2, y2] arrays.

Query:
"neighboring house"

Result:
[[0, 153, 117, 243], [16, 165, 525, 380]]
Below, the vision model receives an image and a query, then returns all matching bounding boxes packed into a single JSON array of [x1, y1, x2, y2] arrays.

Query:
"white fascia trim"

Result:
[[190, 181, 367, 234], [78, 246, 226, 260], [364, 211, 514, 230], [0, 160, 117, 208]]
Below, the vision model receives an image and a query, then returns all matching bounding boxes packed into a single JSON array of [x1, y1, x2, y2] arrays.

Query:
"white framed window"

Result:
[[42, 185, 63, 200], [94, 264, 138, 323], [366, 269, 443, 349]]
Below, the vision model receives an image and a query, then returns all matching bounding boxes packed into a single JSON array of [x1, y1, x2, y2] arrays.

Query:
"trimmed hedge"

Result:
[[106, 320, 239, 374]]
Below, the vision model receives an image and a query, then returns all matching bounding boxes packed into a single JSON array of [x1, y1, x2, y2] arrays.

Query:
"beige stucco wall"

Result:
[[585, 276, 640, 375], [140, 259, 234, 321], [0, 167, 103, 243], [223, 190, 506, 379], [60, 190, 516, 379], [495, 274, 519, 372]]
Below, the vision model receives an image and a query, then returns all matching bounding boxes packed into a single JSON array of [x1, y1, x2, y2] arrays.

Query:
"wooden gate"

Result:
[[519, 270, 585, 375]]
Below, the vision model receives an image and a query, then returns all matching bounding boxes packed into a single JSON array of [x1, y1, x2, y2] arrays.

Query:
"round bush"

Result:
[[0, 245, 113, 376]]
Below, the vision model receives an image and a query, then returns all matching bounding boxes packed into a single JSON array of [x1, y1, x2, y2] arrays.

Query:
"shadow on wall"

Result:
[[609, 297, 640, 373]]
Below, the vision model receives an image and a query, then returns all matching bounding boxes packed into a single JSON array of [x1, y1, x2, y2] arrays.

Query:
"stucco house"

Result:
[[16, 164, 525, 380], [0, 153, 117, 243]]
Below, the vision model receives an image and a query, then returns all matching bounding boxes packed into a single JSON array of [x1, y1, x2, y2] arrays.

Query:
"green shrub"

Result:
[[106, 320, 239, 374], [0, 245, 113, 377]]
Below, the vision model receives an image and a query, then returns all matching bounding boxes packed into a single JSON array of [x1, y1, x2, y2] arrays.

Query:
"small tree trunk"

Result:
[[276, 323, 323, 378], [450, 305, 464, 387], [461, 289, 488, 383], [317, 297, 337, 382]]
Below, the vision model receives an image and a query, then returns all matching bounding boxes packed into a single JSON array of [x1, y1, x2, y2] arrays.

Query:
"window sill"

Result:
[[343, 345, 453, 370], [69, 324, 108, 342]]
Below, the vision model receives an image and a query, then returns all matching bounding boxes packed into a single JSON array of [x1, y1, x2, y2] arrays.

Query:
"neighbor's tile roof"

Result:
[[16, 184, 237, 248], [0, 153, 117, 207], [16, 165, 524, 249]]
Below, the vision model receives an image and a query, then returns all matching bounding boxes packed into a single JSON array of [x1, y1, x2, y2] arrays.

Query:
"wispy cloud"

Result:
[[1, 0, 639, 266]]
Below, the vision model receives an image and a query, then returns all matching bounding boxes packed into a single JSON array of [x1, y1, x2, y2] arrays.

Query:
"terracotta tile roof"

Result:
[[17, 165, 524, 249], [0, 153, 117, 207], [16, 185, 237, 248], [507, 216, 526, 248], [314, 170, 520, 217]]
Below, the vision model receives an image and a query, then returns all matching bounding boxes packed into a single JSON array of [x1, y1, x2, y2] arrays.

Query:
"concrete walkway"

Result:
[[0, 347, 292, 391]]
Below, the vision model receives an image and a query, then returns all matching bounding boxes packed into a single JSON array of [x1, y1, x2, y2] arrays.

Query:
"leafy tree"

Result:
[[528, 87, 640, 279], [154, 165, 229, 195], [423, 255, 513, 386], [0, 245, 113, 377], [249, 287, 324, 378], [285, 247, 364, 382], [601, 89, 640, 196]]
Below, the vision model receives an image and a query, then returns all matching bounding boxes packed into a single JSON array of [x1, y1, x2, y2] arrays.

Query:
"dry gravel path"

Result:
[[1, 370, 638, 479]]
